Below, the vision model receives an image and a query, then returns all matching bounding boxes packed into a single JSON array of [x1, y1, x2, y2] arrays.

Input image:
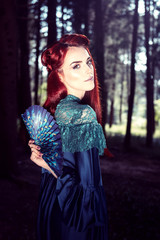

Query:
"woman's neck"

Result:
[[67, 90, 85, 100]]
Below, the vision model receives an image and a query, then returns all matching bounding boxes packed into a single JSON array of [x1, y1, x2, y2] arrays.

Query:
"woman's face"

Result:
[[59, 46, 95, 99]]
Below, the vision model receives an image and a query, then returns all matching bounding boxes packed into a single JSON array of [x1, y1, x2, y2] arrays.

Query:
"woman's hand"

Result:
[[28, 139, 44, 167], [28, 139, 58, 178]]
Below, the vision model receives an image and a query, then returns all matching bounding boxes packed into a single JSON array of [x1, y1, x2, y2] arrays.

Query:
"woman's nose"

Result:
[[85, 64, 93, 74]]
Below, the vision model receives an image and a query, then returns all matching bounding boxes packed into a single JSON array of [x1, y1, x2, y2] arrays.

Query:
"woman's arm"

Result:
[[28, 140, 58, 179]]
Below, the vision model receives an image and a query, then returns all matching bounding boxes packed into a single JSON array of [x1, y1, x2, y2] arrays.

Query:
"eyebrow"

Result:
[[70, 57, 91, 66]]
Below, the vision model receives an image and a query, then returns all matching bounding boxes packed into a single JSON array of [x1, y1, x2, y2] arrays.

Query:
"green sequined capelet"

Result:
[[55, 95, 106, 155]]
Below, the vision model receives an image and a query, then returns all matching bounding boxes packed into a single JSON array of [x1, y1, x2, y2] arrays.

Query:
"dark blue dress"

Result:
[[37, 95, 108, 240]]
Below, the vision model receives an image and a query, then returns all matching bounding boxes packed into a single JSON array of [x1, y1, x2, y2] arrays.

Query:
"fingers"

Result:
[[30, 152, 48, 170], [28, 139, 34, 145], [29, 142, 57, 177], [28, 140, 41, 155], [28, 139, 37, 149], [28, 140, 47, 169], [28, 140, 40, 150], [31, 148, 42, 158], [30, 152, 44, 167], [30, 151, 42, 161]]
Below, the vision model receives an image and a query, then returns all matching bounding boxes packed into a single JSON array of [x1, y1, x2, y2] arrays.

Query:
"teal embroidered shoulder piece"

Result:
[[55, 95, 106, 155]]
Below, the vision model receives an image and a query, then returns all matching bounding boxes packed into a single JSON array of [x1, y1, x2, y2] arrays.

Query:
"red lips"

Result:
[[85, 76, 94, 82]]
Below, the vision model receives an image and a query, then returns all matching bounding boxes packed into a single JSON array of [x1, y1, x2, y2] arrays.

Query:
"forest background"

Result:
[[1, 0, 160, 174], [0, 0, 160, 239]]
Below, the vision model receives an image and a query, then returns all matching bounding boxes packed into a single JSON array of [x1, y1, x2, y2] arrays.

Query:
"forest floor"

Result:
[[0, 136, 160, 240]]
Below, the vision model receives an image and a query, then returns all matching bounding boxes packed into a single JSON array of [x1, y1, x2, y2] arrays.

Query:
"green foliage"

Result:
[[155, 99, 160, 124], [105, 119, 159, 139], [38, 82, 47, 105]]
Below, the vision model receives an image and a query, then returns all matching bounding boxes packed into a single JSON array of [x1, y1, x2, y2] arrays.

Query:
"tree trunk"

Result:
[[84, 0, 90, 36], [119, 65, 125, 123], [0, 0, 18, 177], [109, 82, 115, 128], [34, 0, 41, 105], [144, 0, 155, 147], [61, 1, 65, 36], [124, 0, 139, 149], [109, 53, 117, 127], [126, 49, 130, 101], [72, 0, 82, 33], [17, 0, 31, 114], [94, 0, 107, 128], [47, 0, 57, 45]]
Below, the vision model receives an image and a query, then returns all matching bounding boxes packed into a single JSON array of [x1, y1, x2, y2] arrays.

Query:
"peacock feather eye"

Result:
[[21, 105, 63, 177]]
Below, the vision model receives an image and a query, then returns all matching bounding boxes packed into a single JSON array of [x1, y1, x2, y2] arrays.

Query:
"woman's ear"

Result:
[[57, 69, 64, 83]]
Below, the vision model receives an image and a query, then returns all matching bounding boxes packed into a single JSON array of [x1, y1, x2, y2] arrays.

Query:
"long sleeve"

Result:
[[56, 148, 107, 232]]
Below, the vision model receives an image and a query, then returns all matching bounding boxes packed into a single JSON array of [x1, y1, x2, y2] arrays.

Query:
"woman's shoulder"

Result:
[[54, 95, 106, 155], [55, 95, 97, 125]]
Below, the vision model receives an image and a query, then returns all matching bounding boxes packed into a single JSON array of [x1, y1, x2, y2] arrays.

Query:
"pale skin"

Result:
[[28, 46, 95, 177]]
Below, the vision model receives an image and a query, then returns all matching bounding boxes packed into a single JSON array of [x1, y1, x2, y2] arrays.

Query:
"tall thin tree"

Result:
[[17, 0, 31, 113], [94, 0, 107, 128], [47, 0, 57, 45], [84, 0, 90, 36], [109, 52, 118, 128], [144, 0, 155, 147], [124, 0, 139, 149], [72, 0, 82, 33], [0, 0, 18, 176], [34, 0, 41, 105], [119, 63, 125, 123]]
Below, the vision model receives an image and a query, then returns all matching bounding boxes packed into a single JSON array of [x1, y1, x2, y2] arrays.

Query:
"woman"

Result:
[[28, 34, 108, 240]]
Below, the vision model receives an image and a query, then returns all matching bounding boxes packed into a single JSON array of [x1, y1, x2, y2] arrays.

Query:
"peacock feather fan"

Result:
[[21, 105, 63, 177]]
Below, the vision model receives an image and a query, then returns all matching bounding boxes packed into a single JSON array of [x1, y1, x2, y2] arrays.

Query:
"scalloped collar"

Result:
[[65, 94, 81, 103]]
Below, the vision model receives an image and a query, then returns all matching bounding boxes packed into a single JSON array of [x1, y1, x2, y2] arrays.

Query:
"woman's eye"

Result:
[[73, 64, 80, 69], [87, 60, 93, 67]]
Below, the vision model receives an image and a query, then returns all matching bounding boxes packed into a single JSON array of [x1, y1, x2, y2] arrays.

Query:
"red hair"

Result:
[[42, 34, 102, 124]]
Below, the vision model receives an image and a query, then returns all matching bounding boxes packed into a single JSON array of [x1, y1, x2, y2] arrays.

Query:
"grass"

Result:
[[105, 122, 160, 139], [105, 123, 160, 159]]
